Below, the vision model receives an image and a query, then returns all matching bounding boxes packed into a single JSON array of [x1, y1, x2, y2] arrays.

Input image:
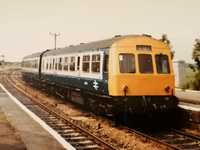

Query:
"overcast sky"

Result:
[[0, 0, 199, 62]]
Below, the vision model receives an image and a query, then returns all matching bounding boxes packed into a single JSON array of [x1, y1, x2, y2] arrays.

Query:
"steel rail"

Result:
[[123, 127, 181, 150]]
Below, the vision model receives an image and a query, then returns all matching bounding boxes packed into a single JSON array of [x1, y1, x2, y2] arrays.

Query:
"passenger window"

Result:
[[49, 59, 52, 70], [82, 55, 90, 72], [119, 54, 135, 73], [34, 60, 36, 68], [70, 57, 75, 71], [92, 54, 100, 73], [55, 59, 58, 70], [138, 54, 153, 73], [63, 57, 68, 71], [58, 57, 62, 70], [46, 62, 48, 70], [155, 54, 170, 74], [53, 58, 55, 70]]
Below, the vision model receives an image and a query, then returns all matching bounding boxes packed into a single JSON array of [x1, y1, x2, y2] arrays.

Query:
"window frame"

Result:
[[58, 57, 62, 71], [46, 60, 49, 70], [63, 57, 69, 71], [138, 54, 154, 74], [69, 56, 76, 71], [91, 54, 101, 73], [155, 54, 170, 74], [82, 55, 90, 73], [119, 53, 136, 73], [52, 58, 55, 70]]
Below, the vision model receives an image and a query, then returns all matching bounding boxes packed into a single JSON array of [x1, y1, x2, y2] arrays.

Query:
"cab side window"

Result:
[[155, 54, 170, 74], [119, 54, 135, 73]]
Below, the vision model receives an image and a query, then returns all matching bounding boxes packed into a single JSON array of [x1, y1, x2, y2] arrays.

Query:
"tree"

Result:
[[191, 37, 200, 90], [160, 34, 174, 59], [192, 38, 200, 70], [188, 63, 196, 72]]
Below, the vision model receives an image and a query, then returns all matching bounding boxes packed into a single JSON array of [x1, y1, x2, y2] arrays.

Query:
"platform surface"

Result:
[[0, 85, 67, 150], [178, 102, 200, 112], [0, 109, 26, 150], [176, 89, 200, 105]]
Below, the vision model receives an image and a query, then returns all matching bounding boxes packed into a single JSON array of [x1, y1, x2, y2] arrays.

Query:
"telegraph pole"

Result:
[[49, 32, 60, 50]]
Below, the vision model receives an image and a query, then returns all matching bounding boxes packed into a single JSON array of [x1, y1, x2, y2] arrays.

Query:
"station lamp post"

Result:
[[49, 32, 61, 50]]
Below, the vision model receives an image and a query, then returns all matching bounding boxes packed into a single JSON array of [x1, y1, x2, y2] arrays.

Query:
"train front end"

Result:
[[108, 36, 178, 114]]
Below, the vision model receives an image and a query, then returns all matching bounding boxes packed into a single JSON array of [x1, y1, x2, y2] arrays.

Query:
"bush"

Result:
[[193, 72, 200, 90], [181, 71, 200, 90]]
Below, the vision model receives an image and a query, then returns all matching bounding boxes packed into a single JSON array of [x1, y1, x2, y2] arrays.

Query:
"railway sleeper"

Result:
[[166, 138, 193, 144], [65, 136, 87, 141], [51, 125, 71, 130], [44, 118, 60, 122], [61, 132, 81, 138], [70, 140, 94, 146], [60, 129, 75, 133], [45, 121, 62, 126], [44, 115, 57, 119], [46, 118, 61, 122], [158, 134, 180, 139], [57, 128, 73, 134], [75, 145, 100, 150], [40, 115, 57, 120], [179, 143, 200, 150]]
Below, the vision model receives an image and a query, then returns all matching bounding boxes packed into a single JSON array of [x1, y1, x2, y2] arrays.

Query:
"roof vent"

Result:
[[142, 34, 152, 37], [114, 35, 122, 38], [69, 45, 74, 47], [80, 43, 84, 45]]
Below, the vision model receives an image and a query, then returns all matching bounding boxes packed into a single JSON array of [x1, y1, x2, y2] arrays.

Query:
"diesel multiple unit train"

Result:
[[21, 35, 178, 115]]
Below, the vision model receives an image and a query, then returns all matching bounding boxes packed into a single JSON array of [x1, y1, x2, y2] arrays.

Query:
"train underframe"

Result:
[[22, 73, 178, 123]]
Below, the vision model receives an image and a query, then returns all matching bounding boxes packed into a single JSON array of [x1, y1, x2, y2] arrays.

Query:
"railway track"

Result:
[[2, 70, 200, 150], [150, 129, 200, 150], [124, 123, 200, 150], [1, 72, 118, 150]]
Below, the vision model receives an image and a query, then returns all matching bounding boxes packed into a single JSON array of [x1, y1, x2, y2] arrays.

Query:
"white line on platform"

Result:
[[176, 88, 200, 94], [0, 84, 76, 150], [178, 104, 200, 112]]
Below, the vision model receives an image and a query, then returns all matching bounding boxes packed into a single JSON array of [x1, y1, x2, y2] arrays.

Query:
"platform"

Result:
[[176, 89, 200, 124], [0, 84, 74, 150], [0, 109, 26, 150], [176, 89, 200, 105]]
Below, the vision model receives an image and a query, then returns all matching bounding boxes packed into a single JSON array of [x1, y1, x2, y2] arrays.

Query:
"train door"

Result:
[[102, 52, 109, 80], [77, 56, 80, 76]]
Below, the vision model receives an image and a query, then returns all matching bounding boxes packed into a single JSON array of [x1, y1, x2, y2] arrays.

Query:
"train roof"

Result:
[[23, 34, 160, 59], [23, 52, 42, 59]]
